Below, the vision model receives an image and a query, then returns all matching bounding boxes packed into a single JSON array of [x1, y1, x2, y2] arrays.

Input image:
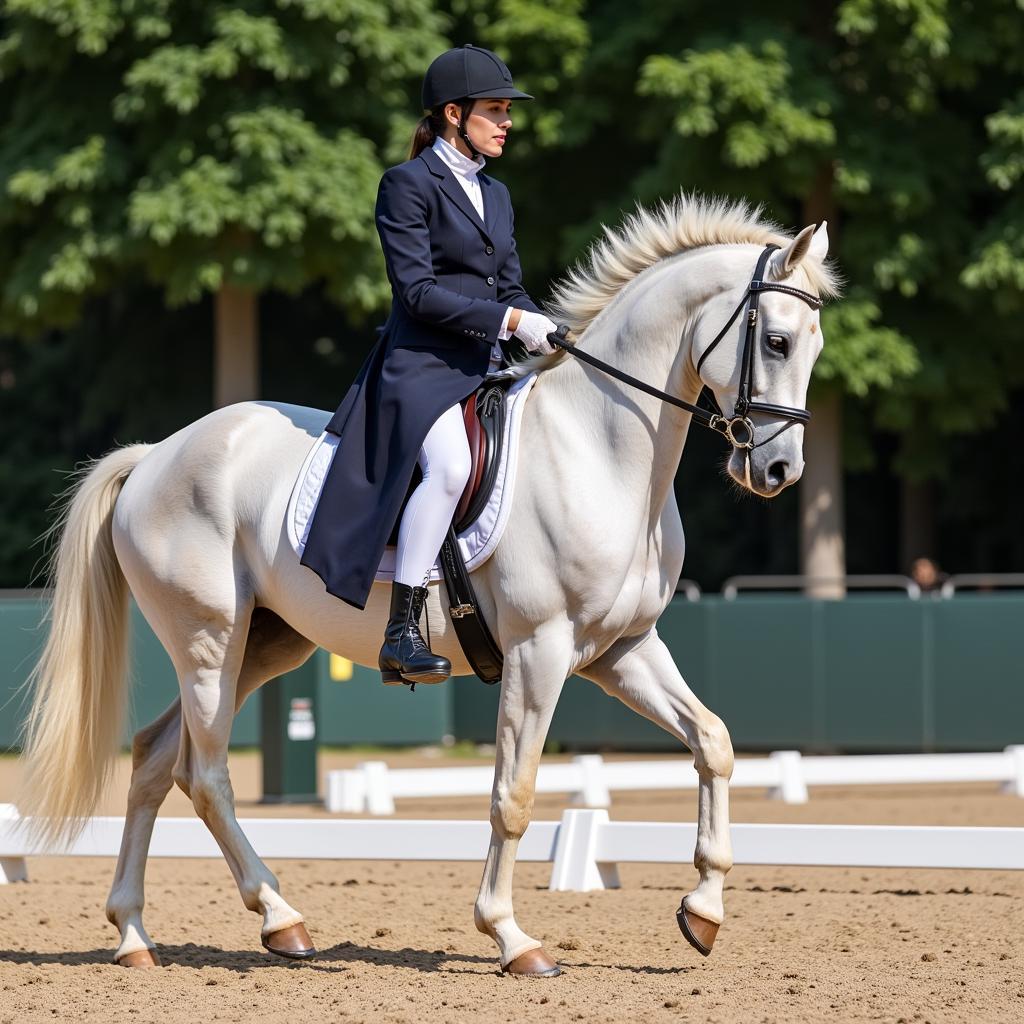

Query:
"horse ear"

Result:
[[769, 222, 823, 280], [808, 220, 829, 263]]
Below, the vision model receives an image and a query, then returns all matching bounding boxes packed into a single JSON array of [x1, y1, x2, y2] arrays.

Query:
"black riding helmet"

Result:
[[421, 44, 533, 157]]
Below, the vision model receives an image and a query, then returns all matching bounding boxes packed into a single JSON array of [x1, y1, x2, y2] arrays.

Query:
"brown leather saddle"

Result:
[[454, 380, 510, 531]]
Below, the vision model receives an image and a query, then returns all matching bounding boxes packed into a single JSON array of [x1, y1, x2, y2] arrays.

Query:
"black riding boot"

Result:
[[379, 581, 451, 686]]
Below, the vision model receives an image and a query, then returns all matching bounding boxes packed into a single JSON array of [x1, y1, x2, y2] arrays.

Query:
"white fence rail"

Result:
[[4, 805, 1022, 890], [325, 746, 1024, 814]]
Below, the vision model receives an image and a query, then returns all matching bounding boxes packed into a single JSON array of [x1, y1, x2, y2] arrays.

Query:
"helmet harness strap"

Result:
[[456, 99, 482, 158]]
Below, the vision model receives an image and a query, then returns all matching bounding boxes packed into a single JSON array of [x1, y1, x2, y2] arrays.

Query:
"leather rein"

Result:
[[547, 244, 824, 451]]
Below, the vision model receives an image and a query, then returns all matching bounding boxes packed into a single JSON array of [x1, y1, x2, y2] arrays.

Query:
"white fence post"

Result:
[[0, 857, 28, 884], [325, 769, 367, 814], [361, 761, 396, 816], [570, 755, 611, 807], [768, 750, 808, 804], [0, 806, 27, 883], [548, 809, 621, 892], [1003, 746, 1024, 798]]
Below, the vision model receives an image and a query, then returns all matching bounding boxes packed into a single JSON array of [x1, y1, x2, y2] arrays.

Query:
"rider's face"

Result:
[[445, 98, 513, 159]]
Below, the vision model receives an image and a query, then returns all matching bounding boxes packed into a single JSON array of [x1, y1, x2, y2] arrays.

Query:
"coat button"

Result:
[[486, 275, 495, 285], [485, 246, 494, 254]]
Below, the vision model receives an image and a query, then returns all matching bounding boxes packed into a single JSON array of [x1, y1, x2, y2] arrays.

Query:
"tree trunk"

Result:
[[214, 284, 259, 407], [798, 159, 844, 598], [799, 390, 846, 597], [899, 479, 935, 572]]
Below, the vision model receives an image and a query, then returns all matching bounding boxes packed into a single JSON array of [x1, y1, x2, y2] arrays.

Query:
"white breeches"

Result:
[[394, 403, 472, 587]]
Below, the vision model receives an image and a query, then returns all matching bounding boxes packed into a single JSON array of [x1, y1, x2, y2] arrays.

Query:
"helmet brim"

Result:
[[466, 87, 534, 100]]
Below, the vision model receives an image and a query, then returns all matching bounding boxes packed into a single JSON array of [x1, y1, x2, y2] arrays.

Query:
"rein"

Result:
[[547, 244, 824, 451]]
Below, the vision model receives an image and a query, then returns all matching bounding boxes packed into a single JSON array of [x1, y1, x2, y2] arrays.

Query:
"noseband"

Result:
[[548, 244, 824, 451]]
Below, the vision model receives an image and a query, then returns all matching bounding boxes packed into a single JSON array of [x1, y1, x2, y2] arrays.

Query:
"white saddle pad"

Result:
[[287, 372, 538, 583]]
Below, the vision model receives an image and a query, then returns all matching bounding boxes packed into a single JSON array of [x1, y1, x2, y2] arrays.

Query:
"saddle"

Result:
[[455, 380, 510, 531]]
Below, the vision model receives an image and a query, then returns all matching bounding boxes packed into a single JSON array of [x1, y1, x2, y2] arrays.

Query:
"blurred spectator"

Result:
[[910, 557, 947, 595]]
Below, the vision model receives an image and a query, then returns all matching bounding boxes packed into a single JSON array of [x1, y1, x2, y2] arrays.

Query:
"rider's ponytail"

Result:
[[408, 100, 474, 160], [408, 105, 447, 160]]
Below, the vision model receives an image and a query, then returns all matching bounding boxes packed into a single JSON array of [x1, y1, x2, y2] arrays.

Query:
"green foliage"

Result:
[[0, 0, 450, 332], [0, 0, 592, 586], [541, 0, 1024, 476], [4, 0, 1024, 584], [448, 0, 589, 148], [816, 293, 919, 397], [639, 40, 835, 165]]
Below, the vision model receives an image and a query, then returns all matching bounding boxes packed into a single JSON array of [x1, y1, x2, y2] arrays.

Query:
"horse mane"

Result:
[[495, 191, 842, 382], [548, 191, 840, 333]]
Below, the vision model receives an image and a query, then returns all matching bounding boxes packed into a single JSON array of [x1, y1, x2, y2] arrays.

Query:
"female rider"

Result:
[[299, 44, 557, 686]]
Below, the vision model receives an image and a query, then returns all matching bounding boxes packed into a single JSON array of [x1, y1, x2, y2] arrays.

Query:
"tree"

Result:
[[4, 1, 1022, 589], [0, 0, 449, 404], [524, 0, 1024, 585]]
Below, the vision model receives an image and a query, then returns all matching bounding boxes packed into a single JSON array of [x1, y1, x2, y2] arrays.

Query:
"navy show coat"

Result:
[[298, 143, 545, 610]]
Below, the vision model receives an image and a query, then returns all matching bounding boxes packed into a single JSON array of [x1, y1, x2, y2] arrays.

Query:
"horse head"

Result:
[[692, 222, 831, 497]]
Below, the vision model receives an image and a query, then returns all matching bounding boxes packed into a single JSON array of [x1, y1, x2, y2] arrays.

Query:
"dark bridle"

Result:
[[548, 243, 824, 451]]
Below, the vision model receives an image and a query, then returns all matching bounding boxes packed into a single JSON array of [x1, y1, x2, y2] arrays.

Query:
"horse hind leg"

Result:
[[173, 604, 317, 959], [105, 699, 181, 966], [579, 629, 733, 957], [107, 608, 316, 967], [174, 605, 317, 805]]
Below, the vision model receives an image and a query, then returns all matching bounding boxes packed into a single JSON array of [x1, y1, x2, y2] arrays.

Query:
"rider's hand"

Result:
[[513, 310, 559, 355]]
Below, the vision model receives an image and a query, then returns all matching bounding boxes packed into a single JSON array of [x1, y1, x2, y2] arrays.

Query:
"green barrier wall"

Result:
[[0, 596, 260, 749], [0, 595, 453, 751], [2, 593, 1022, 753], [316, 656, 452, 746]]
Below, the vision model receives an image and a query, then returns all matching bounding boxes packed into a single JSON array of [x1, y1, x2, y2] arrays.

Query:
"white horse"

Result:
[[18, 194, 836, 975]]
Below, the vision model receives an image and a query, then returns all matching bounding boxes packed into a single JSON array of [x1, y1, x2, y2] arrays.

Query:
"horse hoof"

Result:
[[116, 948, 162, 968], [676, 900, 719, 957], [261, 922, 317, 960], [501, 947, 562, 977]]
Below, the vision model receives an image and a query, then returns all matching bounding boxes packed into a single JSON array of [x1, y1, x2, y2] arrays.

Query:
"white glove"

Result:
[[513, 310, 559, 355]]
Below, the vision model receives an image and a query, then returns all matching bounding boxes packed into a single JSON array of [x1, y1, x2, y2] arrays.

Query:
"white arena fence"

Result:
[[325, 746, 1024, 815], [2, 804, 1022, 889]]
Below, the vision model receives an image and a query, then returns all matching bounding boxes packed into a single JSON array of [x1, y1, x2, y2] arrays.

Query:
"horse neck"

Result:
[[538, 247, 730, 522]]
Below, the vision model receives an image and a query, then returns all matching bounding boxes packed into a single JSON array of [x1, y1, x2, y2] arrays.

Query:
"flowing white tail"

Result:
[[18, 444, 152, 846]]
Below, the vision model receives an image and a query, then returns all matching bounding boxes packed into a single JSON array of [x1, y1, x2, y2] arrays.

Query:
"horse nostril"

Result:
[[767, 460, 789, 488]]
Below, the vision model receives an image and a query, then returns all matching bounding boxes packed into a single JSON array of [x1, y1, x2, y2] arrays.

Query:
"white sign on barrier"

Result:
[[324, 746, 1024, 815]]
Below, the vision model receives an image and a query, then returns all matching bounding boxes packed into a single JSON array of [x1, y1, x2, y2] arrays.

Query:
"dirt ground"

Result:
[[1, 750, 1022, 1023]]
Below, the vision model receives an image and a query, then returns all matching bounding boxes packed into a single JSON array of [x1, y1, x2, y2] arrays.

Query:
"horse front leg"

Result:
[[474, 628, 572, 976], [579, 628, 734, 956]]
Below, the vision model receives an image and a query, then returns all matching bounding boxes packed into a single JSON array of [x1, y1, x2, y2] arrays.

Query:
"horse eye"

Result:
[[766, 334, 789, 357]]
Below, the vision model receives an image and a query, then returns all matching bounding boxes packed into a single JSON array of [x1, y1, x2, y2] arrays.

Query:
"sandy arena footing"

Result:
[[1, 751, 1021, 1023]]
